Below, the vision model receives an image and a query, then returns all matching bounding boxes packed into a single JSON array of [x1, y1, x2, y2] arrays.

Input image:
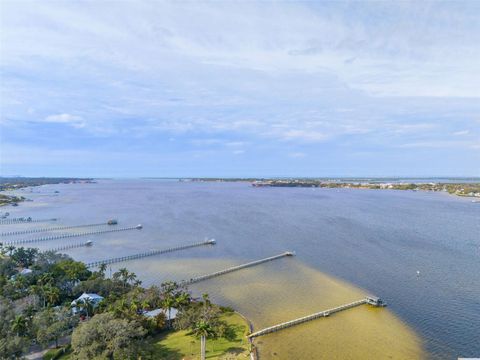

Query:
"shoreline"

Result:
[[250, 180, 480, 198], [234, 310, 258, 360]]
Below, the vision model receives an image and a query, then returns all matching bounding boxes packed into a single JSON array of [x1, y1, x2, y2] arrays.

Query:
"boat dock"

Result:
[[85, 239, 216, 268], [183, 251, 295, 285], [0, 220, 117, 237], [48, 240, 93, 252], [0, 217, 58, 225], [3, 224, 143, 245], [247, 296, 386, 339]]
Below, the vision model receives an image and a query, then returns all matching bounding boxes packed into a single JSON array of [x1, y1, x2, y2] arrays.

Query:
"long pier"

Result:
[[47, 240, 93, 252], [0, 222, 115, 237], [0, 217, 58, 225], [3, 224, 142, 245], [183, 251, 295, 285], [86, 239, 216, 268], [247, 296, 386, 338]]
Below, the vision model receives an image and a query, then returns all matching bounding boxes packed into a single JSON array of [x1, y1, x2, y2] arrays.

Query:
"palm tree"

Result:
[[0, 243, 6, 256], [133, 300, 143, 315], [99, 263, 107, 277], [118, 268, 130, 289], [175, 292, 191, 309], [11, 315, 28, 337], [160, 281, 178, 328], [109, 297, 128, 317], [162, 295, 176, 328], [79, 297, 94, 318], [38, 272, 54, 286], [193, 320, 216, 360], [6, 245, 15, 256], [141, 299, 150, 312], [44, 285, 60, 306], [127, 272, 138, 286]]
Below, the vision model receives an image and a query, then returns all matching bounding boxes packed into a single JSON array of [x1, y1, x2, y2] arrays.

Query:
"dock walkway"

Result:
[[248, 296, 385, 338], [86, 239, 216, 268], [4, 224, 142, 245], [0, 222, 112, 237], [183, 251, 294, 285], [0, 218, 58, 225], [47, 241, 93, 252]]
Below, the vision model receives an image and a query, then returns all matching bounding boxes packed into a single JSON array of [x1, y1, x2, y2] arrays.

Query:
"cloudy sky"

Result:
[[1, 1, 479, 177]]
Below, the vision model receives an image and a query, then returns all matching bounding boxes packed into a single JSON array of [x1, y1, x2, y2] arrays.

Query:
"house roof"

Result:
[[71, 292, 104, 305], [143, 307, 178, 320]]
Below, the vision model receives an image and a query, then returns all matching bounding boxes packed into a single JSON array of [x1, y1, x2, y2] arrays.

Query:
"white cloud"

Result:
[[1, 1, 479, 98], [225, 141, 245, 147], [44, 113, 85, 128], [398, 140, 474, 149], [281, 130, 328, 143], [452, 130, 470, 136], [289, 152, 307, 158]]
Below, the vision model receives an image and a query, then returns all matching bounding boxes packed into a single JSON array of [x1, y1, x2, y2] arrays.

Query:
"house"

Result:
[[71, 292, 104, 314], [20, 268, 33, 275], [10, 268, 33, 280], [143, 307, 178, 321]]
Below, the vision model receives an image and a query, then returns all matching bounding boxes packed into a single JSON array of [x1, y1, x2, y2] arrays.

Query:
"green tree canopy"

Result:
[[71, 312, 149, 360]]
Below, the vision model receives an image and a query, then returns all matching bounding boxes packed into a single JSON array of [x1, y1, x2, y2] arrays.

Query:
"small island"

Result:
[[0, 194, 25, 207]]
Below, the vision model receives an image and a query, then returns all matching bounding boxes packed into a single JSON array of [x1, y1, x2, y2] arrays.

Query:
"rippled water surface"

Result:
[[2, 180, 479, 359]]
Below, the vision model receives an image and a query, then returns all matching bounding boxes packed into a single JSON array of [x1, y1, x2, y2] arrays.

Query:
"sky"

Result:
[[0, 0, 479, 178]]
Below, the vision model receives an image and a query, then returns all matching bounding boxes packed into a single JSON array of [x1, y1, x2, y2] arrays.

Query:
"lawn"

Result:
[[151, 312, 251, 359], [43, 345, 72, 359]]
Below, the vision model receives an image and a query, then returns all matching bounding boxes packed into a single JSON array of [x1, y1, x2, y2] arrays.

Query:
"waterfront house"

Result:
[[71, 292, 104, 314], [143, 307, 178, 321]]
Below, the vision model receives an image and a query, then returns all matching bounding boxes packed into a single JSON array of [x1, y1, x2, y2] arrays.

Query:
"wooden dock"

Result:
[[247, 296, 386, 338], [86, 239, 216, 268], [47, 240, 93, 252], [183, 251, 295, 285], [0, 217, 58, 225], [0, 221, 115, 236], [3, 224, 143, 245]]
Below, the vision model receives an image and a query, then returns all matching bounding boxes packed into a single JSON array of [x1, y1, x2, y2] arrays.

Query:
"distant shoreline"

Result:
[[0, 177, 95, 206], [249, 180, 480, 198]]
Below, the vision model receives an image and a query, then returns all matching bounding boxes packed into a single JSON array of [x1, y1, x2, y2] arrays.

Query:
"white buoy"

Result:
[[416, 270, 420, 276]]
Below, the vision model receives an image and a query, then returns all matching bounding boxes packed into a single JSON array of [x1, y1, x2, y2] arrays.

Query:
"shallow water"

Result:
[[2, 179, 479, 359]]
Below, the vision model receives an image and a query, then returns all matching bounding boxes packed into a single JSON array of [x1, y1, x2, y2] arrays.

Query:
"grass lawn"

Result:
[[151, 312, 251, 359], [43, 346, 72, 360]]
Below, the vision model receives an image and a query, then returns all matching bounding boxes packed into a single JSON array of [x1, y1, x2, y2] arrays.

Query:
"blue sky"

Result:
[[0, 1, 479, 177]]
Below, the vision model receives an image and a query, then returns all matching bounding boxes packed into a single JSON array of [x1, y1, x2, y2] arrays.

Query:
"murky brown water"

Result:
[[111, 256, 425, 359]]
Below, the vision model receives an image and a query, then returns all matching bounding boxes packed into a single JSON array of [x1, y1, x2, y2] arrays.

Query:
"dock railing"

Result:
[[248, 296, 386, 339], [86, 239, 216, 268], [183, 251, 295, 285]]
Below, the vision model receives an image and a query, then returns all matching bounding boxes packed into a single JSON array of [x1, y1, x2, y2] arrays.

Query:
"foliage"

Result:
[[159, 281, 190, 328], [11, 247, 38, 268], [0, 296, 28, 358], [71, 312, 149, 359], [43, 345, 72, 360], [33, 307, 78, 348], [0, 244, 233, 360]]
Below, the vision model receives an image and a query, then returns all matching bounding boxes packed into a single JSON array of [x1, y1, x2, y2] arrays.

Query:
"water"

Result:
[[2, 179, 479, 359]]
